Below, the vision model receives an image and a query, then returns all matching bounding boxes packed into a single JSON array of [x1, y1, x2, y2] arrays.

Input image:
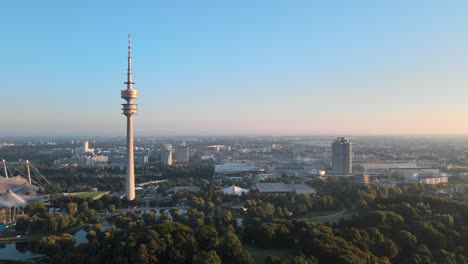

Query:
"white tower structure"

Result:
[[121, 35, 139, 201], [83, 140, 89, 152], [82, 140, 94, 153], [162, 145, 173, 166]]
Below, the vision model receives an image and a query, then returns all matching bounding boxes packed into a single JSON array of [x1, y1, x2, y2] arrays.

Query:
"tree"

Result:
[[193, 250, 221, 264], [66, 202, 78, 216], [39, 233, 75, 257], [355, 199, 368, 210], [285, 256, 318, 264], [108, 204, 116, 213], [396, 230, 418, 252], [137, 244, 149, 264], [223, 211, 233, 224], [196, 225, 219, 250], [265, 256, 282, 264], [86, 230, 97, 243], [48, 218, 58, 233], [220, 230, 254, 264], [375, 239, 398, 259], [25, 202, 48, 215]]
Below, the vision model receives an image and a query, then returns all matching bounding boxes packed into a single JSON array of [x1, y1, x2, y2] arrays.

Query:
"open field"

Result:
[[297, 209, 356, 224], [74, 191, 108, 199]]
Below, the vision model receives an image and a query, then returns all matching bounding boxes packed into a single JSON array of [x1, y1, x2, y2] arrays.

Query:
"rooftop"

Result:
[[215, 163, 264, 175]]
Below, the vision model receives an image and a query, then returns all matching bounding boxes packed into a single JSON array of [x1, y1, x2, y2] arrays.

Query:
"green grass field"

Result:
[[74, 191, 107, 199], [298, 209, 356, 224], [244, 244, 299, 263]]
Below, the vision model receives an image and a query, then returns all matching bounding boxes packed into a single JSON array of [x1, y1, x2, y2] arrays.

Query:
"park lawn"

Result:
[[299, 209, 356, 224], [75, 191, 107, 199], [244, 244, 299, 263]]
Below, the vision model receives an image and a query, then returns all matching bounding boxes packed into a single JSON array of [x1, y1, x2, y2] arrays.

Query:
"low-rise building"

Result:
[[419, 176, 448, 185], [255, 183, 316, 194], [167, 186, 201, 194]]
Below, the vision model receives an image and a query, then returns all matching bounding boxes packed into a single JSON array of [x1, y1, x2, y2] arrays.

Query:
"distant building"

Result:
[[354, 162, 421, 176], [201, 155, 215, 161], [162, 145, 173, 166], [274, 165, 306, 177], [290, 184, 317, 195], [219, 185, 249, 196], [255, 183, 316, 195], [332, 137, 352, 175], [93, 155, 109, 164], [176, 145, 190, 162], [135, 155, 149, 166], [351, 174, 370, 184], [167, 186, 200, 194], [419, 176, 448, 185], [83, 140, 94, 153], [215, 164, 264, 175], [390, 168, 440, 176], [306, 169, 326, 177], [162, 150, 173, 165]]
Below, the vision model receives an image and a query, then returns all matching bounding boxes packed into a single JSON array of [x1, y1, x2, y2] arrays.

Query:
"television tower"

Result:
[[121, 34, 138, 200]]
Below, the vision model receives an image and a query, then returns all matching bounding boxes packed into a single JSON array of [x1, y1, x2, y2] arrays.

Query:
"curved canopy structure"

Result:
[[0, 176, 39, 195], [220, 185, 249, 196], [0, 190, 27, 208]]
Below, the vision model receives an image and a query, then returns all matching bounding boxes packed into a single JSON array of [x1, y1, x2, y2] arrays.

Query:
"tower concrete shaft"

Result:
[[121, 34, 138, 201]]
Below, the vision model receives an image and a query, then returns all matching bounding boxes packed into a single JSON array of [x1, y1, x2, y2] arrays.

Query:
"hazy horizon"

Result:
[[2, 1, 468, 136], [3, 132, 468, 139]]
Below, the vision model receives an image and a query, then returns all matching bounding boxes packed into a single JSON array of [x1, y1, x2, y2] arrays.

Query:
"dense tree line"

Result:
[[43, 210, 255, 264], [14, 177, 468, 263]]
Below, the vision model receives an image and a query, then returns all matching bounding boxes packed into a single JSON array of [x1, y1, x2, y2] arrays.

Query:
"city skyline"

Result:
[[2, 1, 468, 136]]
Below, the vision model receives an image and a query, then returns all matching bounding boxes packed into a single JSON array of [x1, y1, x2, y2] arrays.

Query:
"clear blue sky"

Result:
[[2, 1, 468, 136]]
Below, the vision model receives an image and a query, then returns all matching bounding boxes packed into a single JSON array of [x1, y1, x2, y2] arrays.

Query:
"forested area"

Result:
[[24, 179, 468, 264]]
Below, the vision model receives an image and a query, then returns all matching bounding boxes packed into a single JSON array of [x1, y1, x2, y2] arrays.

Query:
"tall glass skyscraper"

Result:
[[332, 137, 352, 175]]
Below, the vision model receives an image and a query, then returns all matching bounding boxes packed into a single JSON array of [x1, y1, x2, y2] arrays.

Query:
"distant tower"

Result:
[[83, 140, 89, 152], [83, 140, 94, 153], [332, 137, 352, 175], [121, 34, 139, 201], [176, 145, 190, 163], [162, 144, 173, 166]]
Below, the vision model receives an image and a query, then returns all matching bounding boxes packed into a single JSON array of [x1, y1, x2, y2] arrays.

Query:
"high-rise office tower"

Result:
[[176, 145, 190, 163], [162, 144, 173, 166], [83, 140, 89, 152], [332, 137, 352, 175], [121, 35, 138, 201], [82, 140, 94, 153]]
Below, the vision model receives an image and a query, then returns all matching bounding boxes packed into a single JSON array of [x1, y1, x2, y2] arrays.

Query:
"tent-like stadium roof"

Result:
[[0, 176, 39, 195], [0, 176, 46, 209], [220, 185, 249, 196], [0, 190, 27, 208]]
